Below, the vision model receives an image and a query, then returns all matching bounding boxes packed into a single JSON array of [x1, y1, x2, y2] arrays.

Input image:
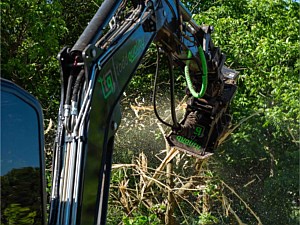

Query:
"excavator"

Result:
[[1, 0, 238, 224]]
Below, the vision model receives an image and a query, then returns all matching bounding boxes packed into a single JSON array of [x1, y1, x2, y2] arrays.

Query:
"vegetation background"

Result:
[[1, 0, 299, 224]]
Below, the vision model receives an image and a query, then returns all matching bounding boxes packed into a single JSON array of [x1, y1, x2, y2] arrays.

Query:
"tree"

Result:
[[1, 0, 299, 224], [1, 168, 42, 225], [1, 0, 67, 120], [58, 0, 104, 46], [194, 0, 299, 224]]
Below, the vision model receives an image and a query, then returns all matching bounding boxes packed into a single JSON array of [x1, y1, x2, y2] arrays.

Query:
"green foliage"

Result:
[[193, 0, 299, 224], [59, 0, 104, 46], [3, 204, 36, 225], [1, 168, 43, 224], [1, 0, 67, 119], [198, 213, 219, 225], [123, 214, 161, 225], [194, 0, 299, 127], [1, 0, 299, 224]]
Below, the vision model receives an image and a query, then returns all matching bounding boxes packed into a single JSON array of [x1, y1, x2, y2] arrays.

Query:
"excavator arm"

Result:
[[49, 1, 238, 224]]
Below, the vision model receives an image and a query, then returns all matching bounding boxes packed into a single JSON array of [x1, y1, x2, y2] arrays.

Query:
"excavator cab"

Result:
[[1, 79, 47, 225]]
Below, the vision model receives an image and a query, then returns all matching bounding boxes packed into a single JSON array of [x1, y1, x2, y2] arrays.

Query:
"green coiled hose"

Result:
[[185, 46, 208, 98]]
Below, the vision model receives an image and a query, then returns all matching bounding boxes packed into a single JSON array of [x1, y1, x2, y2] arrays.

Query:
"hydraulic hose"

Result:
[[167, 53, 180, 129], [153, 46, 173, 128], [71, 0, 123, 52], [185, 46, 208, 98]]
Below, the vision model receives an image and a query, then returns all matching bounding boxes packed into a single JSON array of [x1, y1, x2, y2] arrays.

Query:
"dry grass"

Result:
[[109, 96, 262, 224]]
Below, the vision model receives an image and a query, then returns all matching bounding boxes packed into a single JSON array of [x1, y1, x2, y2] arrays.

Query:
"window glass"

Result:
[[1, 90, 44, 225]]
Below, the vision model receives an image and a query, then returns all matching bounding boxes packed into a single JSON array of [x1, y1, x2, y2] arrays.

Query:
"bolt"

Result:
[[207, 52, 212, 60], [214, 60, 218, 67], [163, 10, 166, 17], [91, 49, 97, 58], [112, 121, 118, 131], [146, 1, 153, 7], [97, 63, 102, 70]]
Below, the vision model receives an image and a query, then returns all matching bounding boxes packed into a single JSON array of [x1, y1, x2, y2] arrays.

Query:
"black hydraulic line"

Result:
[[167, 52, 180, 129], [49, 121, 65, 224], [71, 69, 85, 102], [71, 0, 123, 53], [152, 46, 173, 128], [175, 0, 183, 36], [65, 73, 74, 105], [101, 4, 142, 50]]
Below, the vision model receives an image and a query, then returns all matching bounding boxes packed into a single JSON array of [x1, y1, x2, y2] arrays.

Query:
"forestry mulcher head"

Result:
[[167, 66, 239, 159]]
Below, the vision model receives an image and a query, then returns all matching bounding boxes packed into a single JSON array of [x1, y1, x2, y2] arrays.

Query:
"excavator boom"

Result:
[[49, 1, 238, 224]]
